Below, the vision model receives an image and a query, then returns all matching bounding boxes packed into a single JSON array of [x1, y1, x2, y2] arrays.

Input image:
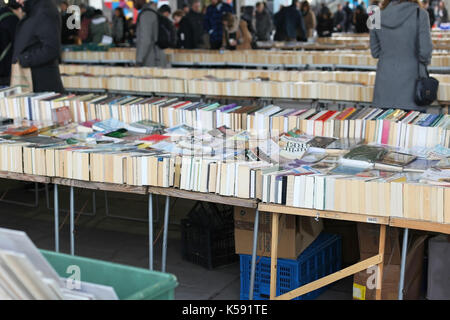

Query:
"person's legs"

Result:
[[209, 41, 222, 50]]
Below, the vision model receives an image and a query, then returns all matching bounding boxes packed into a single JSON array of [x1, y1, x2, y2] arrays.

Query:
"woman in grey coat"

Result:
[[370, 0, 433, 109]]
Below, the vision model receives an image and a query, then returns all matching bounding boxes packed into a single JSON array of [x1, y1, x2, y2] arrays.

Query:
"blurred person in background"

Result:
[[316, 3, 334, 37], [204, 0, 232, 49], [172, 9, 184, 29], [158, 4, 172, 18], [89, 9, 111, 43], [0, 0, 22, 86], [343, 1, 353, 31], [255, 1, 273, 41], [333, 3, 346, 32], [78, 4, 94, 44], [436, 0, 448, 24], [60, 1, 77, 45], [133, 0, 166, 66], [274, 0, 307, 41], [370, 0, 432, 109], [301, 0, 316, 39], [352, 4, 369, 33], [422, 0, 435, 27], [112, 7, 126, 45], [178, 0, 206, 49], [182, 3, 190, 14], [221, 12, 252, 50], [12, 0, 64, 92]]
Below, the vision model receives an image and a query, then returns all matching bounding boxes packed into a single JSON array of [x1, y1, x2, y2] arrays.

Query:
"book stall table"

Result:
[[257, 203, 450, 301]]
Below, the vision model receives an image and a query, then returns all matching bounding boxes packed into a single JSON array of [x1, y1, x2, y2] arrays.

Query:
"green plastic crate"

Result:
[[41, 250, 178, 300]]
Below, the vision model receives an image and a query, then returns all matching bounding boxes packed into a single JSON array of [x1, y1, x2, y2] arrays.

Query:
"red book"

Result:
[[381, 120, 390, 145], [139, 134, 170, 143]]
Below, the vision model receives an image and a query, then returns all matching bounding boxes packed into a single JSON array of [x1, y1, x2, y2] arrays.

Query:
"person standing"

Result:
[[178, 0, 205, 49], [300, 0, 316, 39], [0, 0, 22, 86], [221, 12, 252, 50], [112, 7, 126, 45], [333, 3, 346, 32], [343, 1, 353, 32], [274, 0, 307, 41], [422, 0, 435, 27], [89, 9, 111, 44], [352, 5, 369, 33], [12, 0, 64, 93], [316, 3, 334, 37], [133, 0, 166, 67], [204, 0, 232, 50], [370, 0, 432, 109], [255, 2, 273, 41], [437, 0, 448, 24]]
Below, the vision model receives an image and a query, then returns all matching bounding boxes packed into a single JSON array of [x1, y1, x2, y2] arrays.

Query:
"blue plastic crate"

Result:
[[240, 232, 342, 300]]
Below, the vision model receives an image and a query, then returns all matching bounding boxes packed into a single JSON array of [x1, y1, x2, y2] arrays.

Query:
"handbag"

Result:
[[414, 8, 439, 106], [10, 63, 33, 92]]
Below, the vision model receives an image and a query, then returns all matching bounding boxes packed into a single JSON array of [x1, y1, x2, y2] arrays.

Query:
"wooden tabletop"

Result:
[[0, 171, 51, 184], [148, 186, 258, 208]]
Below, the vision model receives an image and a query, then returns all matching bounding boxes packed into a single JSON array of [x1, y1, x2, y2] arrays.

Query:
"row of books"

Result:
[[59, 65, 450, 85], [60, 47, 450, 67], [61, 47, 135, 62], [164, 49, 450, 67], [59, 74, 450, 103], [0, 89, 448, 149], [315, 36, 450, 50], [0, 118, 449, 223]]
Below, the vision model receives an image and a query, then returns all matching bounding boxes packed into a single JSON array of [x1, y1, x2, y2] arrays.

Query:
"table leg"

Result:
[[375, 224, 386, 300], [54, 184, 59, 253], [270, 212, 280, 300], [398, 228, 409, 300], [249, 209, 260, 300], [149, 193, 154, 271], [70, 186, 75, 256], [161, 195, 170, 273]]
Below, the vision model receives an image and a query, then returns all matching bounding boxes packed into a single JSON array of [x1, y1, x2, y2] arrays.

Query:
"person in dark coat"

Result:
[[422, 0, 435, 27], [0, 0, 22, 86], [204, 0, 233, 49], [12, 0, 64, 93], [316, 4, 334, 37], [255, 2, 273, 41], [333, 3, 346, 32], [178, 0, 205, 49], [343, 1, 353, 32], [353, 5, 369, 33], [274, 0, 307, 41], [370, 0, 433, 109], [273, 5, 285, 41]]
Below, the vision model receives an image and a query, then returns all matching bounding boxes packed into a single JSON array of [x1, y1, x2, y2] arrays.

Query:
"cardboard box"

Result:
[[234, 207, 323, 260], [353, 224, 427, 300], [357, 223, 401, 265]]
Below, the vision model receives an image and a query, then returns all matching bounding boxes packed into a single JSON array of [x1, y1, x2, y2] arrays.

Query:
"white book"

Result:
[[304, 175, 315, 209], [313, 175, 325, 210]]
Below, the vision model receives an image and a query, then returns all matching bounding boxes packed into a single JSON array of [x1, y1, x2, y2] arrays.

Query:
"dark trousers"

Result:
[[209, 40, 222, 50]]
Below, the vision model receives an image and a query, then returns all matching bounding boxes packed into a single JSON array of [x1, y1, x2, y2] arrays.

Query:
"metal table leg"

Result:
[[161, 196, 170, 273], [398, 228, 409, 300], [249, 209, 260, 300], [54, 184, 59, 252], [70, 186, 75, 256], [149, 193, 153, 270]]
